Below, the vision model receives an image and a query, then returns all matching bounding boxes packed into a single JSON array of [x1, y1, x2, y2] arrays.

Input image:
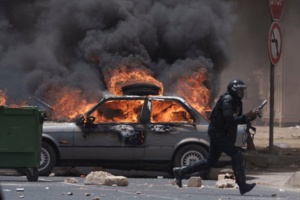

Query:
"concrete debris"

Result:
[[215, 179, 237, 188], [84, 171, 113, 185], [16, 188, 24, 192], [19, 195, 24, 198], [216, 172, 236, 188], [218, 173, 235, 181], [187, 176, 202, 187], [64, 177, 78, 183], [84, 171, 129, 186], [104, 176, 129, 186], [49, 173, 55, 177]]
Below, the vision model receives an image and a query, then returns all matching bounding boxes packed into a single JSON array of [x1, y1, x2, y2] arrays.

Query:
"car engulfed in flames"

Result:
[[39, 95, 248, 176]]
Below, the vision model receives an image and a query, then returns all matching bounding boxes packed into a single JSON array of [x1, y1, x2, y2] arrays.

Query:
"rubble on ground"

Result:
[[84, 171, 128, 186], [215, 172, 237, 188], [64, 177, 78, 183], [187, 176, 202, 187]]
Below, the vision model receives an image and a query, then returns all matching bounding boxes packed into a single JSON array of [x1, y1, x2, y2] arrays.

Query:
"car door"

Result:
[[73, 99, 146, 160], [144, 98, 201, 160]]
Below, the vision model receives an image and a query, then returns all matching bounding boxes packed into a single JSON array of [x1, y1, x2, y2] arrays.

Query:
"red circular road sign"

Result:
[[269, 22, 282, 65], [269, 0, 284, 21]]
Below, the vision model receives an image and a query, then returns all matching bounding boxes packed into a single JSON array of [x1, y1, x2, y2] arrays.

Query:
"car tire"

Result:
[[173, 144, 208, 168], [39, 142, 56, 176]]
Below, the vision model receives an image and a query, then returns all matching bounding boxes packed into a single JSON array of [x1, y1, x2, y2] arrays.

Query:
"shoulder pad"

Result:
[[222, 94, 233, 102]]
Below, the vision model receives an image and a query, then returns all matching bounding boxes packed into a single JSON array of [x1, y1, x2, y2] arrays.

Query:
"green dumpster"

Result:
[[0, 106, 44, 181]]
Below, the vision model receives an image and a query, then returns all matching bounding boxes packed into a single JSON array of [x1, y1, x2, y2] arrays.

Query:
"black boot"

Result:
[[239, 182, 256, 195], [232, 152, 256, 195], [173, 167, 186, 188], [173, 160, 209, 188]]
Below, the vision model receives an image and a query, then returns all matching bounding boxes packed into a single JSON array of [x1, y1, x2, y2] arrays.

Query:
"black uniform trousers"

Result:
[[206, 130, 239, 168]]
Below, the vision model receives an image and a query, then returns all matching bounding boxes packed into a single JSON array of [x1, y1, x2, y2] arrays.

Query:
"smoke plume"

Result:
[[0, 0, 235, 105]]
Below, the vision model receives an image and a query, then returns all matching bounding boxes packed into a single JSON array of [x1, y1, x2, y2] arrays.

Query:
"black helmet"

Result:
[[227, 79, 247, 99]]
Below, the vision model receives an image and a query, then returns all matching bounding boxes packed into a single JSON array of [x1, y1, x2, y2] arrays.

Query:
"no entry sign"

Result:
[[269, 22, 282, 65], [269, 0, 284, 21]]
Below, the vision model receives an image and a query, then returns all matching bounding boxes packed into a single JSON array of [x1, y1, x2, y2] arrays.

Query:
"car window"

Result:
[[93, 99, 145, 123], [150, 99, 194, 123]]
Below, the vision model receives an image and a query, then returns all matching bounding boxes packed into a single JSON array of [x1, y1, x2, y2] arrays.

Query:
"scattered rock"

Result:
[[64, 177, 78, 183], [85, 193, 91, 196], [93, 197, 100, 200], [218, 173, 235, 180], [104, 176, 129, 186], [84, 171, 113, 185], [271, 193, 276, 197], [215, 179, 237, 188], [187, 176, 202, 187], [67, 192, 73, 195]]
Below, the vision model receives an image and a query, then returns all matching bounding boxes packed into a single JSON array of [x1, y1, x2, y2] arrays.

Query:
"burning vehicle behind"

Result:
[[39, 95, 247, 176]]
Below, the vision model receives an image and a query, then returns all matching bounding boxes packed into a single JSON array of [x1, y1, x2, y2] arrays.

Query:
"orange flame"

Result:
[[93, 99, 144, 123], [107, 65, 163, 95], [90, 99, 193, 124], [0, 90, 7, 106], [1, 64, 211, 122], [176, 68, 210, 118], [0, 89, 27, 108], [151, 100, 193, 123], [46, 87, 97, 121]]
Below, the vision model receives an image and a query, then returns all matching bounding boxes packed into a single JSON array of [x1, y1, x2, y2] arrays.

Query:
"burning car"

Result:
[[39, 95, 247, 176]]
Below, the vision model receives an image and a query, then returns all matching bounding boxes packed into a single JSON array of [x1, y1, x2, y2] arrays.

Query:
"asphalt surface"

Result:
[[1, 125, 300, 199], [1, 175, 300, 200]]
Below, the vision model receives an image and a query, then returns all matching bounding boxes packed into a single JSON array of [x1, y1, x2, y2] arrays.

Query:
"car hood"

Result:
[[43, 121, 77, 133]]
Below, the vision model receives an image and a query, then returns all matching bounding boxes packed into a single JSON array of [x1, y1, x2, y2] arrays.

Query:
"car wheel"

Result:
[[39, 142, 56, 176], [173, 144, 208, 168]]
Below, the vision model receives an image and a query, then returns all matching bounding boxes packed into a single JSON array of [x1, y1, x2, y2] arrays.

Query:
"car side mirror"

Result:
[[84, 116, 97, 129], [74, 115, 85, 125]]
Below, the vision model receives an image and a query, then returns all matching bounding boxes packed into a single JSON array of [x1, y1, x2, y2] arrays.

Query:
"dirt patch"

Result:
[[245, 125, 300, 172]]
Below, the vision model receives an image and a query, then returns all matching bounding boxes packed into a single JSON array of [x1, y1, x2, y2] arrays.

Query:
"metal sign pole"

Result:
[[268, 0, 283, 154], [269, 63, 275, 153]]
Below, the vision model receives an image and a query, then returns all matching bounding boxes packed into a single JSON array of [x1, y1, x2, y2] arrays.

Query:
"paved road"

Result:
[[1, 175, 299, 200]]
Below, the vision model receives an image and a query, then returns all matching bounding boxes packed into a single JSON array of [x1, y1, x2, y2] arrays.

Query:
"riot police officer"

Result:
[[173, 79, 258, 195]]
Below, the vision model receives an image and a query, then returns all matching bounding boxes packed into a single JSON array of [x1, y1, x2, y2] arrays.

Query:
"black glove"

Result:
[[244, 109, 257, 121]]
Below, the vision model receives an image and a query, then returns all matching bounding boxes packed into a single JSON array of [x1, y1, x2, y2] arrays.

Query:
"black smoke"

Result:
[[0, 0, 235, 105]]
